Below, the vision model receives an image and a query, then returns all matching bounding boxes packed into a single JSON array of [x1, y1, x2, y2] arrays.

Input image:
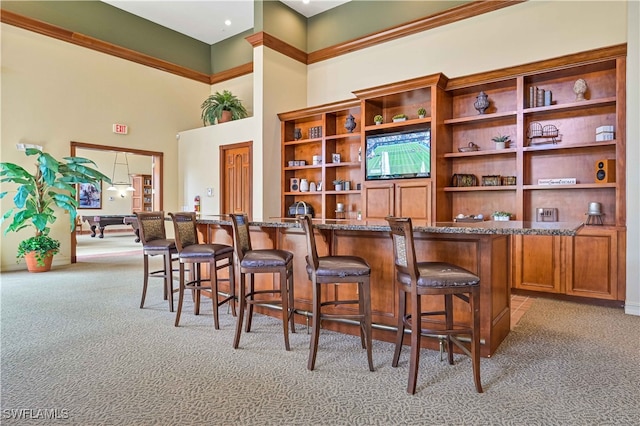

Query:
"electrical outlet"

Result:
[[536, 207, 558, 222], [207, 187, 213, 197]]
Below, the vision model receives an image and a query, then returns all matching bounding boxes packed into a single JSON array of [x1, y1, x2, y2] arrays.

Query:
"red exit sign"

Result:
[[112, 124, 128, 134]]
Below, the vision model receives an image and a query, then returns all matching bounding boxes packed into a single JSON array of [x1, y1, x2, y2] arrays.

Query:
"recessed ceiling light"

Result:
[[224, 19, 231, 26], [303, 0, 310, 4]]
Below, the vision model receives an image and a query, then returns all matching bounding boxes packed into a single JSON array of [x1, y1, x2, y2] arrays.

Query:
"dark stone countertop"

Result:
[[196, 215, 583, 236]]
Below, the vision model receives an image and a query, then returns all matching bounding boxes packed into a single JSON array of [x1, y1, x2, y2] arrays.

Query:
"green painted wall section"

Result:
[[2, 0, 212, 74], [306, 0, 470, 52], [263, 0, 307, 52], [2, 0, 469, 75], [210, 29, 255, 73]]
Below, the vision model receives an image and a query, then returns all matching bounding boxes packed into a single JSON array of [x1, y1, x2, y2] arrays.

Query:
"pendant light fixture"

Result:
[[107, 152, 135, 192]]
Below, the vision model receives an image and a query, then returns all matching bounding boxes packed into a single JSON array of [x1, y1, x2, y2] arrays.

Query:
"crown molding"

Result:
[[2, 1, 525, 85], [209, 63, 254, 85], [307, 0, 526, 64], [1, 9, 210, 84], [246, 31, 308, 64]]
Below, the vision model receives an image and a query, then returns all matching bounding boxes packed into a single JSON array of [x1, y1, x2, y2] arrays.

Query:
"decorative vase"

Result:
[[334, 184, 343, 192], [344, 114, 356, 133], [294, 128, 302, 140], [299, 179, 309, 192], [573, 78, 587, 101], [309, 181, 316, 192], [474, 91, 489, 114], [24, 251, 54, 273]]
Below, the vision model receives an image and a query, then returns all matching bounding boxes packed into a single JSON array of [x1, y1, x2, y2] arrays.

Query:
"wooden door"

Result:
[[221, 142, 252, 218]]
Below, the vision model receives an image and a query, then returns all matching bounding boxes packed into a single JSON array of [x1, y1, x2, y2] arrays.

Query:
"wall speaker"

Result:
[[595, 159, 616, 183], [290, 178, 300, 192]]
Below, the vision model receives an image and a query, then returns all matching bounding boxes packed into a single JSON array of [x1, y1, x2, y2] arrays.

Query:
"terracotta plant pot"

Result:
[[24, 251, 54, 273], [219, 110, 232, 123]]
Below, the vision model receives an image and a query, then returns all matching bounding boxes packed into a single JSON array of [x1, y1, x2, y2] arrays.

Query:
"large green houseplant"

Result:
[[201, 90, 248, 125], [0, 148, 111, 271]]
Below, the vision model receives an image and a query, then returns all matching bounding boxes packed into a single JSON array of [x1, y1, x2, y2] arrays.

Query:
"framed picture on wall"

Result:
[[78, 182, 102, 209]]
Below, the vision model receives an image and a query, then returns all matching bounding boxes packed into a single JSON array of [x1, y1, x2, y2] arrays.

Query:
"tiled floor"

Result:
[[511, 294, 535, 329]]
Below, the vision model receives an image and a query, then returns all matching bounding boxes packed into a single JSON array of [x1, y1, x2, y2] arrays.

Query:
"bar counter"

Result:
[[197, 216, 583, 357]]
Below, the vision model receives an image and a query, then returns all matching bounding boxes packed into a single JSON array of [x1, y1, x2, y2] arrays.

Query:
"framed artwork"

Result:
[[78, 182, 102, 209]]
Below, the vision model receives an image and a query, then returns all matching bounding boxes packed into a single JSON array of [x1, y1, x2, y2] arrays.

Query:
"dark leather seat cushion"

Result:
[[179, 243, 233, 260], [241, 249, 293, 268], [397, 262, 480, 287], [308, 256, 371, 277], [143, 238, 176, 251]]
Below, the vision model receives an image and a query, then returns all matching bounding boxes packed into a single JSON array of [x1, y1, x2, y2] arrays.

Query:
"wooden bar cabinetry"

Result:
[[279, 45, 626, 302], [442, 46, 626, 301], [278, 99, 363, 220]]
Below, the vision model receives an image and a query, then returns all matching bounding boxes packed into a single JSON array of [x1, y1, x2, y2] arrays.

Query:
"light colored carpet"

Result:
[[76, 232, 141, 259], [1, 255, 639, 425]]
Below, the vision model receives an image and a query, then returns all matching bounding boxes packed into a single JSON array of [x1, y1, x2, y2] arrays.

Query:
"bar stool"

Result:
[[135, 211, 178, 312], [169, 212, 235, 330], [229, 213, 295, 350], [385, 216, 482, 394], [298, 214, 374, 371]]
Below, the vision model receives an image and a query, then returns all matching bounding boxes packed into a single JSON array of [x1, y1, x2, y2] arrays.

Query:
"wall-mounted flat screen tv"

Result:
[[365, 128, 431, 180]]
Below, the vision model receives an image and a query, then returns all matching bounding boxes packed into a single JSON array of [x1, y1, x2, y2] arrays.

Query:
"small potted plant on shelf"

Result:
[[0, 148, 111, 272], [332, 179, 344, 191], [200, 90, 248, 125], [491, 135, 510, 150], [491, 211, 512, 221], [393, 114, 408, 123], [417, 107, 426, 119], [374, 115, 383, 125]]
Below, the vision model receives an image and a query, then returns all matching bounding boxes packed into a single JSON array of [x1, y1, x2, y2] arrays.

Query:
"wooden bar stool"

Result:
[[229, 213, 295, 350], [169, 212, 235, 329], [135, 211, 178, 312], [298, 214, 374, 371], [386, 216, 482, 394]]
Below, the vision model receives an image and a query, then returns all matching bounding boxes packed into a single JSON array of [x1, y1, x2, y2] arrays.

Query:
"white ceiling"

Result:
[[102, 1, 351, 45]]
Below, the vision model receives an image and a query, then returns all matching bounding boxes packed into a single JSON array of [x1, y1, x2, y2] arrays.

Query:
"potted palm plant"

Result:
[[0, 148, 111, 272], [201, 90, 249, 125]]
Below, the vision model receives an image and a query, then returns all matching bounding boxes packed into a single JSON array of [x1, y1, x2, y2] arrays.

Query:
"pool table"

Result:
[[82, 215, 138, 240]]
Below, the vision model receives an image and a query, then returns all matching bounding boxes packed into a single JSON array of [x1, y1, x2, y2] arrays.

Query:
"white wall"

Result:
[[0, 24, 208, 271], [176, 115, 258, 216], [625, 1, 639, 316], [177, 46, 308, 221], [307, 1, 627, 104]]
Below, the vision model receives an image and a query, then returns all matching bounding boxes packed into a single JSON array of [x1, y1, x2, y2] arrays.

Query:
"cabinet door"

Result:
[[131, 175, 143, 213], [395, 180, 431, 221], [362, 181, 394, 219], [566, 228, 618, 300], [513, 234, 562, 293]]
